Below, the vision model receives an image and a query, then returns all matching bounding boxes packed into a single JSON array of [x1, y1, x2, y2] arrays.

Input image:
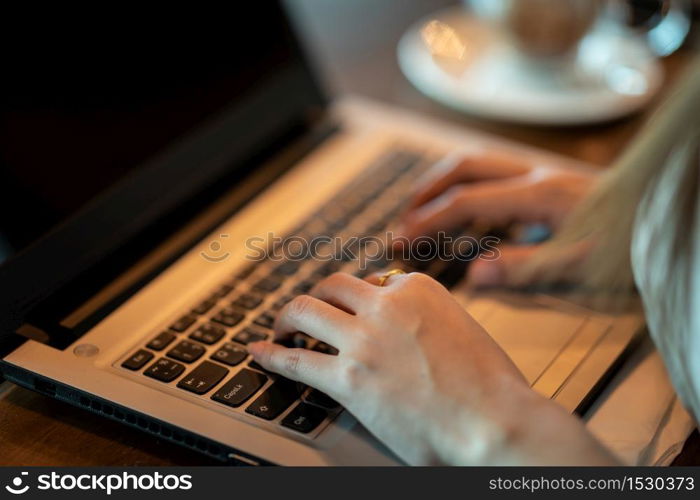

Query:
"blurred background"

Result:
[[288, 0, 699, 163], [1, 0, 698, 264], [2, 0, 700, 467]]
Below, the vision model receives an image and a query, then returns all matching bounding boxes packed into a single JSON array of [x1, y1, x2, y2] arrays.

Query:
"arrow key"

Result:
[[245, 378, 302, 420], [144, 358, 185, 382], [177, 361, 229, 395]]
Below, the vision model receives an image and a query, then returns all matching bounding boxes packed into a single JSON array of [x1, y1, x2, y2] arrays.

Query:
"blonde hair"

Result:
[[534, 59, 700, 300], [532, 59, 700, 418]]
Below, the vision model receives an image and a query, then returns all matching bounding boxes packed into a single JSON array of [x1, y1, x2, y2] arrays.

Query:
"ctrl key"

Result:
[[121, 349, 154, 371], [211, 369, 267, 408], [144, 358, 185, 382], [281, 403, 328, 434]]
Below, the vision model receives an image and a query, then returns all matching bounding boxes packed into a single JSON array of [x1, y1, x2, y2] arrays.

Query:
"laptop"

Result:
[[0, 1, 642, 465]]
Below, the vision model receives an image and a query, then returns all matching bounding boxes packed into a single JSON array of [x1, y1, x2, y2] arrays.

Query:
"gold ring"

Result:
[[377, 268, 406, 287]]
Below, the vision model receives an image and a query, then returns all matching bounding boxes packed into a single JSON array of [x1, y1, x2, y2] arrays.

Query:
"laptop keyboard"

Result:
[[117, 147, 476, 438]]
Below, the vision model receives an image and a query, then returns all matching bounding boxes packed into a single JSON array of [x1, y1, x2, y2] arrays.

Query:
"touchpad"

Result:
[[457, 291, 599, 385]]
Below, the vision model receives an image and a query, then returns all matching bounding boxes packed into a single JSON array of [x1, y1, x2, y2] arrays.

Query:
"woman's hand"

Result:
[[248, 271, 616, 465], [398, 151, 598, 287]]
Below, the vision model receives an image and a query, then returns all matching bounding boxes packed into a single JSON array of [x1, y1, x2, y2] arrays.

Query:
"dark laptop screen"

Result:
[[0, 2, 322, 259], [0, 2, 326, 343]]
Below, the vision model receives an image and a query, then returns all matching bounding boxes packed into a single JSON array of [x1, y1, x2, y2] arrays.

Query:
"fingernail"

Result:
[[469, 261, 504, 287], [247, 341, 265, 356], [396, 220, 418, 241]]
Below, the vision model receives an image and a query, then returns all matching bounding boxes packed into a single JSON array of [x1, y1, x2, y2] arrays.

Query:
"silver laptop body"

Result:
[[0, 3, 641, 466]]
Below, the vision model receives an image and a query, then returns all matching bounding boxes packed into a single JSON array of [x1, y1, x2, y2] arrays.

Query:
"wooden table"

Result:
[[293, 0, 696, 167], [1, 0, 698, 466]]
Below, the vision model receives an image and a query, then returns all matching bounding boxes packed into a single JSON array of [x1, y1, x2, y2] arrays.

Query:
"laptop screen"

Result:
[[0, 2, 326, 344], [0, 1, 322, 259]]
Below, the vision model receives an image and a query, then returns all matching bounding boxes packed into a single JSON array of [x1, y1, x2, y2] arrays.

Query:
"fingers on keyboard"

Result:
[[120, 149, 423, 436]]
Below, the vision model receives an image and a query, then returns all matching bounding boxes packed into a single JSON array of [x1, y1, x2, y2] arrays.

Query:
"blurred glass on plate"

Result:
[[468, 0, 691, 60], [397, 0, 693, 125]]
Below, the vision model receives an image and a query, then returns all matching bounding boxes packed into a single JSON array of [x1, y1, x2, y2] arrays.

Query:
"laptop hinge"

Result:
[[19, 118, 341, 350]]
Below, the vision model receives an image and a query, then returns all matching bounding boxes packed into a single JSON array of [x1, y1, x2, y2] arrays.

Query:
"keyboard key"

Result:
[[245, 378, 303, 420], [236, 263, 257, 280], [177, 361, 229, 395], [232, 293, 263, 310], [352, 267, 370, 278], [320, 204, 349, 225], [167, 340, 205, 363], [146, 332, 175, 351], [293, 280, 314, 295], [434, 260, 469, 290], [336, 193, 364, 214], [303, 389, 341, 411], [212, 307, 245, 327], [312, 342, 339, 356], [212, 284, 234, 299], [366, 256, 390, 271], [281, 240, 307, 260], [394, 151, 421, 171], [211, 369, 268, 407], [211, 343, 248, 366], [271, 294, 294, 310], [320, 203, 344, 220], [298, 218, 327, 238], [192, 295, 218, 315], [253, 312, 276, 329], [338, 240, 358, 262], [234, 328, 268, 345], [311, 242, 334, 260], [247, 360, 273, 374], [382, 204, 404, 222], [144, 358, 185, 382], [294, 334, 311, 349], [189, 323, 226, 345], [281, 403, 328, 433], [272, 261, 299, 276], [367, 219, 387, 234], [276, 333, 309, 349], [406, 256, 433, 272], [170, 314, 197, 332], [121, 349, 154, 370], [312, 261, 342, 278], [253, 276, 283, 293]]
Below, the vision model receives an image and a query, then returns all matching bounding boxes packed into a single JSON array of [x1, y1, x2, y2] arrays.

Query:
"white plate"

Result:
[[397, 6, 664, 125]]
